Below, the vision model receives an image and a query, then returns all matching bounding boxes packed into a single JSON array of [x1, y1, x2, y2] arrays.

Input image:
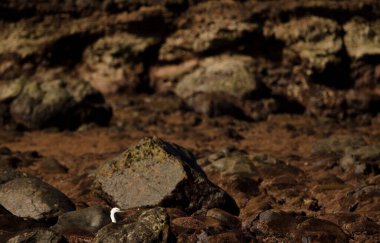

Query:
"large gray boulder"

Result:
[[94, 137, 239, 215], [0, 177, 75, 220]]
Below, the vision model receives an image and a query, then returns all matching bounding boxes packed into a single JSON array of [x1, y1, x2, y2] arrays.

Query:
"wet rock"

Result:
[[80, 33, 159, 94], [52, 206, 111, 235], [9, 79, 112, 130], [312, 134, 367, 155], [344, 18, 380, 59], [94, 137, 239, 215], [6, 228, 65, 243], [94, 207, 172, 243], [159, 1, 256, 61], [296, 218, 348, 243], [0, 177, 75, 220], [264, 16, 342, 72]]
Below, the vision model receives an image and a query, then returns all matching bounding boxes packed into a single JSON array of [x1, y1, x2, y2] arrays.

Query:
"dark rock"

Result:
[[6, 228, 66, 243], [9, 80, 112, 130], [52, 206, 111, 236], [94, 137, 239, 215], [296, 218, 348, 243], [94, 207, 172, 243], [0, 177, 75, 220], [0, 205, 45, 235]]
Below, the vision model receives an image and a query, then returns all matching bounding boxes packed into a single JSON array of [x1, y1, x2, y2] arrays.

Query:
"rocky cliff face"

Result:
[[0, 0, 380, 126]]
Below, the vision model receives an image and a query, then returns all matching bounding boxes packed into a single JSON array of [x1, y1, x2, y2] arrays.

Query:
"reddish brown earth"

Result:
[[2, 94, 380, 242], [1, 0, 380, 242]]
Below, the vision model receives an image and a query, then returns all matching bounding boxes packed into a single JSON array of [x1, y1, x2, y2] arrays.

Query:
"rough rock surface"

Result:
[[94, 207, 172, 243], [94, 136, 239, 215], [159, 1, 257, 62], [0, 177, 75, 220], [175, 55, 259, 100], [1, 0, 380, 242], [344, 18, 380, 59], [264, 16, 342, 72]]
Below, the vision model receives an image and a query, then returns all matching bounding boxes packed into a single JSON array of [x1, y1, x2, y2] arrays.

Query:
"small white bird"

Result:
[[110, 207, 124, 223]]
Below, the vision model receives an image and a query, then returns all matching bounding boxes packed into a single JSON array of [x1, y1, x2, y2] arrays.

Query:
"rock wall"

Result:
[[1, 0, 380, 124]]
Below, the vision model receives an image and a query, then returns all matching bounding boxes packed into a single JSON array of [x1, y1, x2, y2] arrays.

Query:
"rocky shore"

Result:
[[0, 0, 379, 242]]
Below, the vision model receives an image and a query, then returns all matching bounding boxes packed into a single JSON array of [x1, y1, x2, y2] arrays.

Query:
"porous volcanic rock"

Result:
[[94, 207, 172, 243], [94, 137, 239, 215], [0, 177, 75, 220]]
